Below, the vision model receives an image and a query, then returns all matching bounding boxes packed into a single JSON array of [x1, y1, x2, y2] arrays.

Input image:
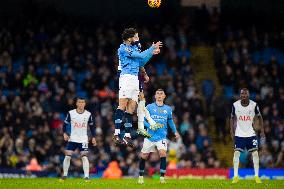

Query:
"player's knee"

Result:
[[126, 106, 135, 114], [118, 105, 126, 111], [80, 152, 88, 157], [118, 100, 128, 110], [252, 151, 259, 158], [65, 150, 72, 156], [159, 151, 167, 158], [233, 151, 241, 162], [140, 153, 149, 160], [64, 155, 71, 160]]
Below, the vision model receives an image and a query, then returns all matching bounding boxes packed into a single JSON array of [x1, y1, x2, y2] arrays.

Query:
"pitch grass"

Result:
[[0, 178, 283, 189]]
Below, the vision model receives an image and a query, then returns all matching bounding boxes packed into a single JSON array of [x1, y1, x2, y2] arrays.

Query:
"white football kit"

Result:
[[232, 100, 260, 137], [64, 109, 93, 143]]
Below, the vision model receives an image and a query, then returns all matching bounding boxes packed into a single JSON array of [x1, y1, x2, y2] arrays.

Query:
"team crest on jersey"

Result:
[[158, 109, 167, 114], [125, 48, 131, 53]]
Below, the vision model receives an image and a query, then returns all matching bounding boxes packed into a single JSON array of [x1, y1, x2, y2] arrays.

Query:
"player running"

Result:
[[230, 88, 265, 184], [113, 28, 162, 147], [61, 97, 96, 181], [138, 89, 180, 184]]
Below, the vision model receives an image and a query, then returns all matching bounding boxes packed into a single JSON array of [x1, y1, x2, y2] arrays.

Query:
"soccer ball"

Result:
[[148, 0, 161, 8]]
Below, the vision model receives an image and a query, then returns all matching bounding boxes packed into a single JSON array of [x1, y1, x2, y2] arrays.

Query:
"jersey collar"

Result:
[[155, 102, 164, 107]]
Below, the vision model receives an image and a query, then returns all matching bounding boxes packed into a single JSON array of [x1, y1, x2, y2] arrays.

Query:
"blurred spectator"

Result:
[[103, 161, 122, 179]]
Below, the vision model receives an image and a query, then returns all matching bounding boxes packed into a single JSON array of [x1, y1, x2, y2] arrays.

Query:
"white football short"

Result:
[[119, 74, 139, 102], [141, 138, 168, 153]]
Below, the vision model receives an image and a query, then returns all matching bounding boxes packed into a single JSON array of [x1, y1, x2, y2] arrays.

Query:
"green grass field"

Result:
[[0, 178, 283, 189]]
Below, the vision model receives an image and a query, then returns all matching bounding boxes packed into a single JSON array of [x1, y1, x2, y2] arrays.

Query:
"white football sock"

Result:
[[125, 133, 131, 138], [63, 155, 71, 176], [115, 129, 120, 135], [252, 151, 259, 177], [137, 100, 146, 130], [82, 156, 89, 178], [144, 108, 156, 126], [233, 151, 240, 177]]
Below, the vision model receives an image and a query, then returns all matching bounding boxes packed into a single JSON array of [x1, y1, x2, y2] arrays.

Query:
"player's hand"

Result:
[[153, 48, 160, 55], [153, 41, 163, 49], [92, 137, 97, 146], [175, 132, 180, 140], [63, 133, 70, 141], [144, 74, 150, 83]]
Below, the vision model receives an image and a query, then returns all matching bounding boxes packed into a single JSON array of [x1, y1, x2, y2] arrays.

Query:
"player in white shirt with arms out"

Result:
[[60, 97, 97, 181], [230, 88, 265, 184]]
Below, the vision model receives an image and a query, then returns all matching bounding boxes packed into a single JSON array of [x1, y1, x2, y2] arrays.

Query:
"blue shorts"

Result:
[[234, 136, 258, 152], [66, 142, 89, 152]]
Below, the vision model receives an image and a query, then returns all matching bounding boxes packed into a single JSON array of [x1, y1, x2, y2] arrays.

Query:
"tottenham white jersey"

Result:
[[231, 100, 261, 137], [64, 109, 93, 143]]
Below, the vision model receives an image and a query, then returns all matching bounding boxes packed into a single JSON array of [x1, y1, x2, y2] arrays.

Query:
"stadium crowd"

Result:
[[213, 27, 284, 168], [0, 17, 220, 177]]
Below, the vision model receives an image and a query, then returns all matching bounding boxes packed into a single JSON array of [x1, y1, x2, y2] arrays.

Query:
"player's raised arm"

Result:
[[230, 105, 236, 140], [123, 45, 155, 59]]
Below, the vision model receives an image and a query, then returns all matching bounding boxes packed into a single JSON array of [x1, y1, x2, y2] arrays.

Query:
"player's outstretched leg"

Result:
[[113, 108, 124, 145], [137, 99, 151, 138], [252, 151, 262, 183], [61, 155, 71, 181], [81, 155, 90, 181], [232, 151, 240, 184]]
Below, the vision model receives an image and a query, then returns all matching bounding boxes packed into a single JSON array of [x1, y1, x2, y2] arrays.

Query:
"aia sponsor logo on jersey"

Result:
[[71, 120, 87, 128], [238, 115, 251, 121]]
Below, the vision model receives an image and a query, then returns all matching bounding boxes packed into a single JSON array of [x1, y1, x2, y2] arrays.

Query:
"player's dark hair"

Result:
[[122, 28, 137, 40], [240, 88, 249, 92], [74, 96, 87, 103], [156, 88, 165, 93]]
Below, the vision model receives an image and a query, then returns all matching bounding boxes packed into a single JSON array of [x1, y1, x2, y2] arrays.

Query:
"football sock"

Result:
[[82, 156, 89, 178], [160, 157, 166, 177], [144, 107, 156, 126], [137, 100, 146, 130], [139, 158, 146, 176], [63, 155, 71, 176], [252, 151, 259, 177], [124, 112, 133, 138], [233, 151, 240, 177], [114, 109, 124, 135]]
